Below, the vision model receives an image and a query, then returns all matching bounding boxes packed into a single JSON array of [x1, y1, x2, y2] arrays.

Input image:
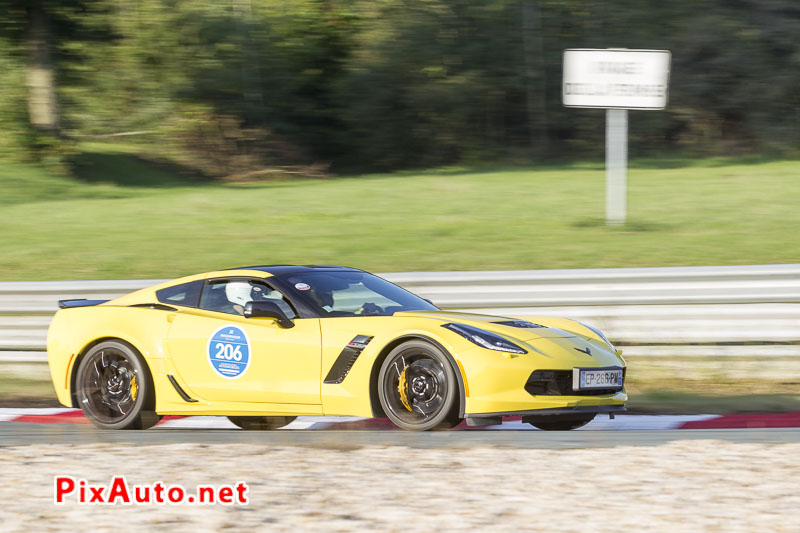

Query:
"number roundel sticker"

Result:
[[207, 325, 251, 379]]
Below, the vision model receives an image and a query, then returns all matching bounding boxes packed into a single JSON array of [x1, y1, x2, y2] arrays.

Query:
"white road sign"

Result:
[[562, 49, 671, 109]]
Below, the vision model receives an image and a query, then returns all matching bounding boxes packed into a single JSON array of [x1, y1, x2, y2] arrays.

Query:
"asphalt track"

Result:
[[2, 422, 800, 448]]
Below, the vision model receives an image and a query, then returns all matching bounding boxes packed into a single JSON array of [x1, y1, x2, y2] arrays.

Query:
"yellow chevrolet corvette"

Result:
[[47, 265, 627, 431]]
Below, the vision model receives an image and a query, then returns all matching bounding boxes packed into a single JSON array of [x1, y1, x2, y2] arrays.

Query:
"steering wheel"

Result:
[[359, 302, 384, 315]]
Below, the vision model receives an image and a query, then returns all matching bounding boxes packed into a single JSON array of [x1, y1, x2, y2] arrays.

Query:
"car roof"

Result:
[[228, 264, 363, 275]]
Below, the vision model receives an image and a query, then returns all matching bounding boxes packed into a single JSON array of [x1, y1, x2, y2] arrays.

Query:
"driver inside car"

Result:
[[356, 302, 383, 315], [225, 281, 255, 315], [307, 285, 383, 315], [308, 287, 334, 312]]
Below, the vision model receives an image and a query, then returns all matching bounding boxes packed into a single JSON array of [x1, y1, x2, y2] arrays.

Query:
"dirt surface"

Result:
[[1, 441, 798, 532]]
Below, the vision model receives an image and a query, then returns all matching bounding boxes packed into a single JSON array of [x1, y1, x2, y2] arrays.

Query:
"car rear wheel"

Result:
[[227, 416, 296, 430], [524, 414, 596, 431], [378, 340, 461, 431], [75, 341, 161, 430]]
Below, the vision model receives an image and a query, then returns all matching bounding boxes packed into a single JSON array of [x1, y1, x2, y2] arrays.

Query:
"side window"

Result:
[[199, 279, 297, 318], [199, 281, 236, 314], [329, 282, 398, 313], [156, 280, 202, 307], [255, 285, 298, 319]]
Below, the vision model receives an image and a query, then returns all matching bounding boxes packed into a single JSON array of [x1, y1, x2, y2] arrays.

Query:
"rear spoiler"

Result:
[[58, 299, 110, 309]]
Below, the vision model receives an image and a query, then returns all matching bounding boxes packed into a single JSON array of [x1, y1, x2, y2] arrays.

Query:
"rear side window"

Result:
[[156, 280, 203, 307]]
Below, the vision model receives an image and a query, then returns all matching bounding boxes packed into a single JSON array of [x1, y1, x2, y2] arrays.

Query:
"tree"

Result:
[[25, 4, 59, 133]]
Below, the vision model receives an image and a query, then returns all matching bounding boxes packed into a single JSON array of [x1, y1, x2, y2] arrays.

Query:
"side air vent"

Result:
[[167, 375, 198, 403], [323, 335, 373, 384]]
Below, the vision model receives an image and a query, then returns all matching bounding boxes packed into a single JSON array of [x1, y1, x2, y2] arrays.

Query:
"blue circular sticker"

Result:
[[207, 325, 251, 379]]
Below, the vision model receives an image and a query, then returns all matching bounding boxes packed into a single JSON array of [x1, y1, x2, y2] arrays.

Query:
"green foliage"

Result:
[[1, 1, 800, 172], [0, 37, 32, 158]]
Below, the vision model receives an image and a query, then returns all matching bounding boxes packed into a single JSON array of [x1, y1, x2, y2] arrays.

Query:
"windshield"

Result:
[[277, 271, 438, 317]]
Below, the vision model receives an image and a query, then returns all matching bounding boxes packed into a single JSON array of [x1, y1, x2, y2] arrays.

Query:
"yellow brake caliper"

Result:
[[130, 375, 138, 402], [397, 366, 412, 411]]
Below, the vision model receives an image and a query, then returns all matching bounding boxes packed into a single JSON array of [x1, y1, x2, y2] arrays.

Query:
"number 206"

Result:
[[215, 342, 243, 361]]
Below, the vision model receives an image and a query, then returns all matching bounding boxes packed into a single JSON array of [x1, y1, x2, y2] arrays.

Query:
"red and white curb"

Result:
[[2, 409, 800, 430]]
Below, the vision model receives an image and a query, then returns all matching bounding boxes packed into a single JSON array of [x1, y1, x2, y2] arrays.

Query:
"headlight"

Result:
[[576, 321, 616, 352], [442, 323, 527, 354]]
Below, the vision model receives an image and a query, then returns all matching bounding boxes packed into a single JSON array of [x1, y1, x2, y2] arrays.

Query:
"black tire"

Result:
[[75, 340, 161, 430], [525, 414, 596, 431], [378, 340, 461, 431], [227, 416, 296, 430]]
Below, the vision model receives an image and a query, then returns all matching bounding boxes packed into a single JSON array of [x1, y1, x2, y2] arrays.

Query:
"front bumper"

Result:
[[455, 341, 627, 417]]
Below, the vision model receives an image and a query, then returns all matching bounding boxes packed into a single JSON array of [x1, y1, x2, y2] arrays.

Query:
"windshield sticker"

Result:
[[207, 325, 251, 379], [295, 282, 311, 291]]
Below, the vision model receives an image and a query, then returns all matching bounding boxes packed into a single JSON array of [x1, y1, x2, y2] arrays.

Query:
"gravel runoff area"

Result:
[[1, 441, 799, 532]]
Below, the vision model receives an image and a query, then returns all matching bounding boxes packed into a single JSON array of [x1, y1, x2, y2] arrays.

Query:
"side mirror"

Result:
[[243, 301, 295, 329], [423, 298, 434, 306]]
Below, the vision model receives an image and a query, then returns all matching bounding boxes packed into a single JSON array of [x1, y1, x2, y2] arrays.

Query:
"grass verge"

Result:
[[0, 366, 58, 407], [627, 390, 800, 415], [1, 146, 799, 280]]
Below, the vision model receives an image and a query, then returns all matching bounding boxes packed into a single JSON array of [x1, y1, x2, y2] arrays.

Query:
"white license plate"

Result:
[[573, 367, 624, 390]]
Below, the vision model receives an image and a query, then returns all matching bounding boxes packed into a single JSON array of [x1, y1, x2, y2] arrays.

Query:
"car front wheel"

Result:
[[378, 340, 461, 431]]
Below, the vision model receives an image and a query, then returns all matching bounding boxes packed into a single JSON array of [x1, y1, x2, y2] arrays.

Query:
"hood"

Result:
[[395, 310, 577, 342], [396, 310, 622, 366]]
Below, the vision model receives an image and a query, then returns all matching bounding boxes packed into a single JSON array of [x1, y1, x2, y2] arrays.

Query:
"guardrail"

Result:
[[2, 264, 799, 380]]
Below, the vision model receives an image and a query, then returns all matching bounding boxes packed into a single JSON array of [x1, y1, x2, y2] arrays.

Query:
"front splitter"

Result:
[[466, 404, 626, 426]]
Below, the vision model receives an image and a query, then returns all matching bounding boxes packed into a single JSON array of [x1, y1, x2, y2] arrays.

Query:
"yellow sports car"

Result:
[[47, 265, 627, 431]]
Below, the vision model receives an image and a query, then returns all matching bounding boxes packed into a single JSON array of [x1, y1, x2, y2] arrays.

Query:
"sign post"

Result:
[[606, 108, 628, 225], [562, 49, 671, 226]]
